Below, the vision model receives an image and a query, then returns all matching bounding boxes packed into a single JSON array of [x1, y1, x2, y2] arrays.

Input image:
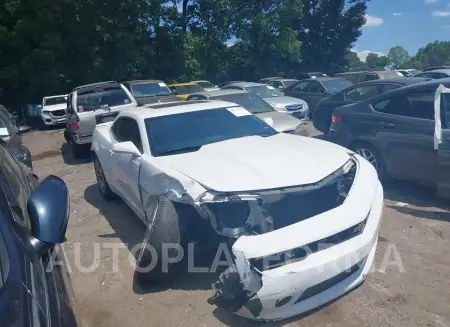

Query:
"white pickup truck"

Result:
[[40, 94, 68, 126]]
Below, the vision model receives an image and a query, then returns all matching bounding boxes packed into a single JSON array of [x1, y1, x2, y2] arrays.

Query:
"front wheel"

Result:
[[136, 196, 189, 283], [93, 155, 115, 200]]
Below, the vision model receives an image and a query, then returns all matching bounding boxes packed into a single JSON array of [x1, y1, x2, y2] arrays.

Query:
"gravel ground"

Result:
[[24, 124, 450, 327]]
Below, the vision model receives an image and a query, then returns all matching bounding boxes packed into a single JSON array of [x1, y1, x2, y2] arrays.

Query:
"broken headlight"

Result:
[[204, 198, 251, 229]]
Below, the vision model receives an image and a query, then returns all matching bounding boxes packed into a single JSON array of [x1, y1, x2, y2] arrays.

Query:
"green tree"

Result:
[[387, 46, 410, 69], [345, 50, 367, 71], [366, 53, 389, 70]]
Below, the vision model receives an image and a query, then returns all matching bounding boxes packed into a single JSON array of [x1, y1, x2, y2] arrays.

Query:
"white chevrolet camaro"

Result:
[[91, 100, 384, 322]]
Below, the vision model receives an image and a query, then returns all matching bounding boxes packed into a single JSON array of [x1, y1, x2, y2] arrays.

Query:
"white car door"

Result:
[[435, 86, 450, 199], [109, 117, 145, 218]]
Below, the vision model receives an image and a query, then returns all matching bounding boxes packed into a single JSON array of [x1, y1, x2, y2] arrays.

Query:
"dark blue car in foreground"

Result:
[[0, 139, 80, 326]]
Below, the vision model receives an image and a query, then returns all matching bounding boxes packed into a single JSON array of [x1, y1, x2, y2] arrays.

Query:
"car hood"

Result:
[[156, 133, 351, 192], [42, 104, 67, 112], [136, 95, 181, 106], [255, 111, 301, 132], [263, 96, 307, 107]]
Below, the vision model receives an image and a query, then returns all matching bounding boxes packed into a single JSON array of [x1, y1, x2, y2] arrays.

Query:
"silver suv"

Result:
[[64, 81, 138, 158]]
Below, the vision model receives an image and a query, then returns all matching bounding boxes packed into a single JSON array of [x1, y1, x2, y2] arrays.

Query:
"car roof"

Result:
[[227, 82, 266, 87], [269, 78, 298, 82], [191, 80, 211, 83], [124, 100, 241, 120], [352, 77, 428, 87], [73, 81, 118, 91], [367, 77, 450, 97], [43, 94, 68, 98], [303, 76, 343, 82], [420, 69, 450, 74], [168, 82, 198, 87], [122, 79, 164, 84], [189, 89, 249, 98]]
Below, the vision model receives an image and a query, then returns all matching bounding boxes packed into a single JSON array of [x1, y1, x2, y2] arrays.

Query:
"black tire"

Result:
[[71, 141, 90, 159], [63, 129, 70, 143], [350, 141, 385, 181], [93, 154, 115, 201], [136, 196, 189, 283]]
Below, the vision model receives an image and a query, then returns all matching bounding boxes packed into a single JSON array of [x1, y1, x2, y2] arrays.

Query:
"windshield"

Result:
[[130, 82, 172, 98], [211, 93, 275, 114], [246, 85, 283, 98], [321, 79, 353, 93], [195, 81, 215, 88], [171, 84, 203, 94], [76, 87, 131, 112], [145, 107, 277, 156], [44, 96, 67, 106]]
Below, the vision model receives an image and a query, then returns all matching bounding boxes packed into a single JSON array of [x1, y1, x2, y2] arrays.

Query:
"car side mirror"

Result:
[[18, 125, 31, 134], [27, 175, 70, 256], [111, 141, 141, 156]]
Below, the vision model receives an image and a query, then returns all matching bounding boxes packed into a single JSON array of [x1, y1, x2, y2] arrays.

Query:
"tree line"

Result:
[[1, 0, 449, 106], [347, 42, 450, 72]]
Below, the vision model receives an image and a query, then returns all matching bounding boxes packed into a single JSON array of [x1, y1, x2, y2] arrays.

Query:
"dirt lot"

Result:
[[24, 124, 450, 327]]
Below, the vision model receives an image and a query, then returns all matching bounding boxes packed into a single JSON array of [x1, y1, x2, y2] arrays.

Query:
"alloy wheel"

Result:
[[355, 148, 378, 171]]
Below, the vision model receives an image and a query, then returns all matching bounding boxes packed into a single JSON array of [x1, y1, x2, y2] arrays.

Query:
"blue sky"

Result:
[[354, 0, 450, 61]]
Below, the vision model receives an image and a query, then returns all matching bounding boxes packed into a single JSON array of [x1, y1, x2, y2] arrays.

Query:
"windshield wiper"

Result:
[[158, 145, 202, 156]]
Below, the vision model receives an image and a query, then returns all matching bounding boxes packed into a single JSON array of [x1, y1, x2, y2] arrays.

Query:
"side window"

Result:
[[344, 85, 380, 101], [437, 73, 449, 79], [308, 81, 324, 93], [373, 89, 435, 120], [293, 81, 309, 91], [187, 95, 198, 100], [0, 145, 30, 227], [112, 118, 143, 153], [383, 84, 402, 93], [67, 93, 73, 114]]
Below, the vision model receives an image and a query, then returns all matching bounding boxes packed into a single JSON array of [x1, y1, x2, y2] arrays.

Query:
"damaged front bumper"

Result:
[[210, 154, 384, 321]]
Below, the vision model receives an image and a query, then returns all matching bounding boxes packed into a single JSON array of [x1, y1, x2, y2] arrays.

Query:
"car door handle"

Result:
[[379, 122, 395, 129]]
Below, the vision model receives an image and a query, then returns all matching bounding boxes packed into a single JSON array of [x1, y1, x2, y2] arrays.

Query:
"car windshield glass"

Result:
[[76, 87, 131, 112], [246, 85, 283, 98], [145, 108, 277, 156], [196, 81, 215, 88], [44, 96, 67, 106], [130, 82, 172, 98], [321, 79, 353, 93], [172, 85, 203, 94], [211, 93, 275, 114], [283, 80, 297, 88]]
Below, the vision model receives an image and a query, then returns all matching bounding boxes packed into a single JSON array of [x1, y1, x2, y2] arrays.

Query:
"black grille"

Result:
[[51, 109, 66, 117], [294, 257, 367, 303], [285, 104, 303, 111], [249, 216, 368, 271]]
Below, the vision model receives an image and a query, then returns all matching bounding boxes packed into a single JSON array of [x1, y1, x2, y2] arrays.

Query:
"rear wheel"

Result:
[[350, 141, 385, 181], [63, 129, 70, 143], [136, 196, 190, 283]]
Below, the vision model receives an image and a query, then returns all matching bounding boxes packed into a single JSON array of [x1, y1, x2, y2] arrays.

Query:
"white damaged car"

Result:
[[91, 100, 384, 322]]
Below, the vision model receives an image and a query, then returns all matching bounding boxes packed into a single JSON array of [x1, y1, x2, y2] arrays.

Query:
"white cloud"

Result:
[[393, 12, 403, 16], [352, 49, 385, 62], [363, 15, 384, 27], [425, 0, 439, 4], [433, 10, 450, 16]]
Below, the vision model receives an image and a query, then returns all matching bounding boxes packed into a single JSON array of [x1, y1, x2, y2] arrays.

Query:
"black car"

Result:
[[329, 78, 450, 197], [122, 79, 180, 106], [283, 77, 353, 117], [0, 105, 32, 168], [312, 77, 428, 133], [0, 141, 80, 326]]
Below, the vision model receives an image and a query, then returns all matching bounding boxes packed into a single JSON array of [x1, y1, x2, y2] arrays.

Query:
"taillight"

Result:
[[71, 121, 79, 131], [332, 112, 342, 123]]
